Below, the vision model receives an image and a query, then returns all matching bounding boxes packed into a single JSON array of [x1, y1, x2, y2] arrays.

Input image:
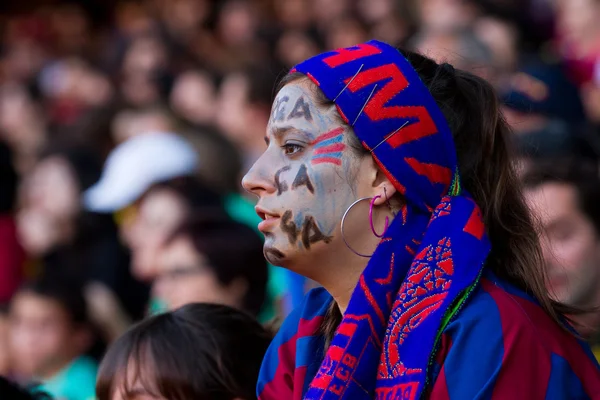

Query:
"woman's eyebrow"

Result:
[[269, 126, 315, 141]]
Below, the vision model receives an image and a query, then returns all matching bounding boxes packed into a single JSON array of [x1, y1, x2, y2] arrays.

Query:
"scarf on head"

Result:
[[292, 40, 491, 399]]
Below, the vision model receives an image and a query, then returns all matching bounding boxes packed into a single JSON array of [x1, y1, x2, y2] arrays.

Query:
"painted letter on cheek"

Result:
[[281, 210, 299, 244], [301, 216, 333, 249], [291, 164, 314, 194], [287, 96, 313, 122], [272, 96, 289, 122], [275, 166, 291, 195], [264, 248, 285, 265]]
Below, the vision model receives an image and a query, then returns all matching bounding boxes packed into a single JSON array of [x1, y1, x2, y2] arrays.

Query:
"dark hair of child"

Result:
[[96, 303, 272, 400]]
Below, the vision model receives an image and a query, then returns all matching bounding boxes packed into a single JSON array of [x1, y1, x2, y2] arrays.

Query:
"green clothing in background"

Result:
[[148, 296, 169, 316], [224, 193, 287, 323], [36, 356, 97, 400]]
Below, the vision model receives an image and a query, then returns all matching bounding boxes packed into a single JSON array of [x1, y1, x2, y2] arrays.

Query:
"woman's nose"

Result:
[[241, 158, 276, 197]]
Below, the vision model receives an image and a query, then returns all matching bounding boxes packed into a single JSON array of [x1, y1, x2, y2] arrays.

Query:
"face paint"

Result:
[[287, 96, 313, 122], [264, 248, 285, 265], [271, 95, 289, 122], [242, 81, 360, 268], [281, 210, 300, 244], [301, 216, 332, 249], [291, 164, 314, 194], [281, 210, 332, 249], [275, 166, 291, 195], [311, 127, 346, 166]]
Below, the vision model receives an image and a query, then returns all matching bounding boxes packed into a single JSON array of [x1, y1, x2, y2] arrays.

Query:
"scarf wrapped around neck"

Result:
[[291, 40, 491, 399]]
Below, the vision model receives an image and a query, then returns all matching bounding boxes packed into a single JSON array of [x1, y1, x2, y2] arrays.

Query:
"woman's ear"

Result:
[[357, 156, 397, 206]]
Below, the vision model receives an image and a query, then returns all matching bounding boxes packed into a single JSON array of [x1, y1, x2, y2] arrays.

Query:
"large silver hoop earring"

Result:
[[340, 197, 374, 258]]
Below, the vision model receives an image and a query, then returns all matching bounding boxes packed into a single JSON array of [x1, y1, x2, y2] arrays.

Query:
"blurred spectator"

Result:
[[310, 0, 351, 30], [200, 0, 269, 72], [9, 274, 98, 400], [110, 106, 178, 144], [16, 145, 149, 338], [0, 83, 47, 174], [18, 147, 101, 253], [356, 0, 397, 26], [522, 158, 600, 359], [126, 176, 223, 282], [169, 70, 218, 127], [502, 59, 587, 128], [369, 14, 411, 48], [119, 33, 173, 108], [83, 132, 199, 214], [216, 66, 276, 171], [96, 303, 271, 400], [1, 16, 49, 84], [554, 0, 600, 86], [324, 15, 369, 51], [0, 141, 25, 304], [38, 59, 114, 126], [80, 130, 217, 285], [513, 120, 597, 162], [275, 30, 320, 68], [414, 0, 480, 33], [273, 0, 312, 31], [153, 214, 268, 317], [158, 0, 212, 44], [410, 28, 496, 81], [473, 15, 520, 84], [181, 125, 244, 195]]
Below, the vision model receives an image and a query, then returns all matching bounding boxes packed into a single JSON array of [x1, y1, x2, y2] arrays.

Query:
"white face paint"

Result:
[[242, 81, 360, 272]]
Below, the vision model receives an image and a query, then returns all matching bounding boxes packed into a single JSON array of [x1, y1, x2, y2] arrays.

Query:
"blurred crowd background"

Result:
[[0, 0, 600, 399]]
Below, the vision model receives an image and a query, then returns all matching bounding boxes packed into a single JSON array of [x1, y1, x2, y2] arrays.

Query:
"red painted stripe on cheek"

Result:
[[314, 143, 346, 155], [312, 158, 342, 166], [311, 127, 345, 145]]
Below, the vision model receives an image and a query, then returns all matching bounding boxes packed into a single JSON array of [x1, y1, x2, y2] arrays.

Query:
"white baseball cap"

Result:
[[83, 132, 199, 213]]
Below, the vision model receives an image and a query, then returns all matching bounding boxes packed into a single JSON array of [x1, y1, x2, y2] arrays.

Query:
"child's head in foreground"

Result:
[[96, 303, 272, 400]]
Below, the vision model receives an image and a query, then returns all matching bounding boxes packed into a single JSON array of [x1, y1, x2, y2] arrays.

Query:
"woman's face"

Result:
[[242, 81, 365, 273], [9, 292, 76, 378], [23, 156, 80, 220], [170, 71, 216, 125], [153, 236, 244, 311], [128, 189, 189, 282]]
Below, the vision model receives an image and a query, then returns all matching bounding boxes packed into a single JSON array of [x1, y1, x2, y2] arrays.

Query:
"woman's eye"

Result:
[[282, 143, 303, 155]]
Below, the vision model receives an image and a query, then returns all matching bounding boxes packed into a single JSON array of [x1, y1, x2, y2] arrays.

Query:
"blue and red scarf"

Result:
[[290, 40, 491, 399]]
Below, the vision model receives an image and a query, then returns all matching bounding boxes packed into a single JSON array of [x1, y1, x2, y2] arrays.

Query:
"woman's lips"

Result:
[[258, 215, 280, 232], [255, 206, 280, 232]]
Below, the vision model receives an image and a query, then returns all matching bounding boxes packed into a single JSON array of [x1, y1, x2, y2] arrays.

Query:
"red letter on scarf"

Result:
[[323, 43, 382, 68], [346, 64, 438, 149]]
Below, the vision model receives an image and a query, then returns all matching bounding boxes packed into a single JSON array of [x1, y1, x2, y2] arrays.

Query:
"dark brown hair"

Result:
[[144, 175, 224, 211], [96, 303, 272, 400], [18, 273, 88, 326], [278, 48, 575, 346]]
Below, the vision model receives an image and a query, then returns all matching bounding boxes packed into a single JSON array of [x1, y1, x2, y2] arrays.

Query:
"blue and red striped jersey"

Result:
[[258, 270, 600, 399]]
